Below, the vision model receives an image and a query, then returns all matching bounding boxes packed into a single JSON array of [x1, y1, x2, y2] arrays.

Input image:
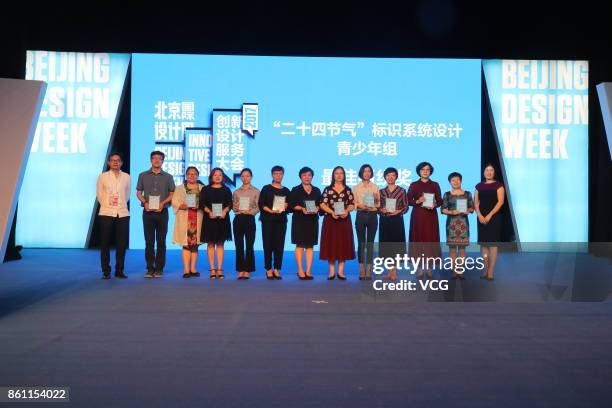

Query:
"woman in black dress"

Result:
[[200, 167, 232, 279], [289, 166, 321, 280], [378, 167, 408, 281], [258, 165, 291, 280], [474, 163, 505, 280]]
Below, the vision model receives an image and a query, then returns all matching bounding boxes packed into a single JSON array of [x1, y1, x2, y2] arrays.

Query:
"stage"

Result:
[[1, 249, 611, 407]]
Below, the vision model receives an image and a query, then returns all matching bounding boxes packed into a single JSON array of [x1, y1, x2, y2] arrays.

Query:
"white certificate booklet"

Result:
[[363, 194, 375, 207], [385, 198, 397, 213], [456, 198, 467, 213], [333, 201, 345, 215], [304, 200, 316, 213], [272, 195, 286, 212], [423, 193, 435, 208], [212, 203, 223, 217], [148, 195, 160, 210], [239, 197, 250, 212], [185, 193, 197, 208]]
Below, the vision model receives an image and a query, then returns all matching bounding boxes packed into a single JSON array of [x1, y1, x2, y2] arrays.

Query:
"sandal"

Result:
[[216, 269, 225, 279], [209, 269, 216, 279]]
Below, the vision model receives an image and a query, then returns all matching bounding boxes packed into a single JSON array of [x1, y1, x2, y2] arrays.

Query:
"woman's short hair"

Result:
[[299, 166, 314, 177], [358, 164, 373, 179], [416, 161, 434, 175], [447, 172, 462, 182], [383, 167, 398, 178]]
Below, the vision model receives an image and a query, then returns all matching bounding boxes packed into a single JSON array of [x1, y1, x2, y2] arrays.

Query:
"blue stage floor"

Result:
[[1, 249, 611, 407]]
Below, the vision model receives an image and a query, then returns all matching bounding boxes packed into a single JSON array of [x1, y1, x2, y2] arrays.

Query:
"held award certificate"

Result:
[[385, 198, 397, 213], [456, 198, 467, 213], [272, 195, 286, 212], [333, 201, 345, 215], [148, 195, 160, 211], [423, 193, 435, 208], [304, 200, 316, 213], [212, 203, 223, 217], [239, 197, 250, 212], [185, 193, 197, 208]]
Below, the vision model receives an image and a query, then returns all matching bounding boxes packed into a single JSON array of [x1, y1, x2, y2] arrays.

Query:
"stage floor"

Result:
[[1, 249, 611, 407]]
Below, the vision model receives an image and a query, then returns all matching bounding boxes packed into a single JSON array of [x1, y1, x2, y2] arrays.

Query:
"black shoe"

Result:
[[327, 275, 335, 280], [266, 271, 274, 280], [190, 271, 200, 277], [337, 274, 347, 280], [183, 273, 191, 278], [115, 272, 128, 279], [305, 275, 314, 280], [102, 274, 111, 280], [297, 274, 307, 280]]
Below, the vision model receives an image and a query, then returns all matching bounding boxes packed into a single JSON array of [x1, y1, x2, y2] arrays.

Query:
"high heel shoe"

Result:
[[266, 270, 274, 280], [337, 274, 347, 280], [327, 274, 335, 280], [273, 270, 282, 280], [297, 273, 307, 280], [216, 269, 225, 280], [209, 269, 216, 279]]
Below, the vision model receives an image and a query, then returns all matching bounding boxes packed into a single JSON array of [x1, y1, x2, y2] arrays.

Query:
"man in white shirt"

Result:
[[96, 152, 131, 279]]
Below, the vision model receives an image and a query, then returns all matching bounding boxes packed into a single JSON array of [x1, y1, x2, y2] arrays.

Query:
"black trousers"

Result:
[[233, 215, 256, 272], [99, 215, 129, 274], [143, 209, 169, 272], [355, 211, 378, 264], [261, 220, 287, 270]]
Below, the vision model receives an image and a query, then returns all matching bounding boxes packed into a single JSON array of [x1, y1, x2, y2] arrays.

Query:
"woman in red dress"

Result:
[[407, 161, 442, 278], [319, 166, 356, 280]]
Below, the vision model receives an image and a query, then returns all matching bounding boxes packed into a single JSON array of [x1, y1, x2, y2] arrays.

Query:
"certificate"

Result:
[[304, 200, 316, 213], [239, 197, 250, 212], [456, 198, 467, 213], [212, 203, 223, 217], [148, 195, 160, 211], [272, 195, 286, 212], [423, 193, 435, 208], [333, 201, 345, 215], [363, 194, 375, 208], [185, 193, 197, 208], [385, 198, 397, 213]]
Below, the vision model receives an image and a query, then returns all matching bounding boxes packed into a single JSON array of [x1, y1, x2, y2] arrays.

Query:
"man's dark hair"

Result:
[[150, 150, 165, 160]]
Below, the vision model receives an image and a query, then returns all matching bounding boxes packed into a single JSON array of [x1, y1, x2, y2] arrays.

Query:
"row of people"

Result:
[[96, 151, 505, 281]]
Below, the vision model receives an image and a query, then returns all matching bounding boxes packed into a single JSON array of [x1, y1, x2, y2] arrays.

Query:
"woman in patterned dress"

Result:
[[319, 166, 356, 280], [441, 172, 474, 280], [171, 166, 204, 278], [378, 167, 408, 281]]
